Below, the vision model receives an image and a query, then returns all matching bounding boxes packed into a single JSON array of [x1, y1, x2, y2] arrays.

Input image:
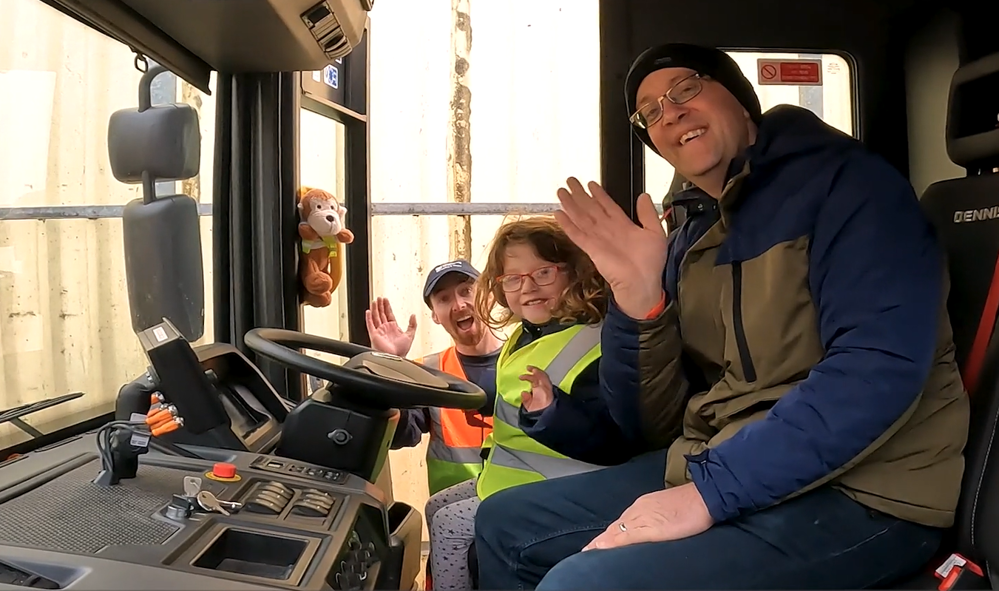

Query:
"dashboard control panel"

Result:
[[0, 435, 408, 590]]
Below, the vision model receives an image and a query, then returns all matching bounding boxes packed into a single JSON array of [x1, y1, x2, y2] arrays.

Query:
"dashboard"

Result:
[[0, 432, 414, 590]]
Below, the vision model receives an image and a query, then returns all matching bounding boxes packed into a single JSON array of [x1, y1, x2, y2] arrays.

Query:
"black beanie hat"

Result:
[[625, 43, 763, 153]]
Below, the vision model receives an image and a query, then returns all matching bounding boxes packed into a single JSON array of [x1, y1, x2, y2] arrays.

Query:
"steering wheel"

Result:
[[243, 328, 486, 410]]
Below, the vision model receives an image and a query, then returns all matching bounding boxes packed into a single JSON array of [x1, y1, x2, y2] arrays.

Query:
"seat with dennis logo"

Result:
[[904, 51, 999, 589]]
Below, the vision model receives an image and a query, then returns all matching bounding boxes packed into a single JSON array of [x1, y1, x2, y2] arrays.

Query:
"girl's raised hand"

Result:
[[520, 365, 555, 412]]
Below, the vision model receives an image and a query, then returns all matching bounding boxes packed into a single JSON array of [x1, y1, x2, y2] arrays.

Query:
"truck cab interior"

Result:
[[0, 0, 998, 589]]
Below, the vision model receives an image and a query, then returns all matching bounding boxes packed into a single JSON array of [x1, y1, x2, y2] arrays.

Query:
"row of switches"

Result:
[[242, 482, 337, 518], [244, 481, 293, 515], [291, 489, 336, 518]]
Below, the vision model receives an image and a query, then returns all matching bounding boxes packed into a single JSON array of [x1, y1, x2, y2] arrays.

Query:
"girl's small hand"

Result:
[[520, 366, 555, 412]]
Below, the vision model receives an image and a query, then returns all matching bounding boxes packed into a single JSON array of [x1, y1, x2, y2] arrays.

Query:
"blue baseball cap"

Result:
[[423, 260, 480, 305]]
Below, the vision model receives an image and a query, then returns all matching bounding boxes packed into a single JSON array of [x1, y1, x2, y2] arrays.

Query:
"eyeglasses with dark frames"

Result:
[[630, 73, 706, 130]]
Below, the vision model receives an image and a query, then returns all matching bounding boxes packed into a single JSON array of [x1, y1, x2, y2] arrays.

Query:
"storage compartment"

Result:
[[0, 560, 61, 588], [193, 529, 307, 580]]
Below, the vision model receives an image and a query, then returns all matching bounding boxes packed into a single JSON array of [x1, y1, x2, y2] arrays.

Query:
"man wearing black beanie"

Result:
[[474, 43, 968, 590]]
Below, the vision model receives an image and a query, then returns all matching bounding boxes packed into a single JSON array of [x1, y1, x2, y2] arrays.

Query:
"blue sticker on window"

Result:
[[323, 65, 339, 89]]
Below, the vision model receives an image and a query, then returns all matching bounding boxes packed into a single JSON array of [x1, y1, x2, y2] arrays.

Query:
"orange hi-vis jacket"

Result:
[[418, 347, 493, 494]]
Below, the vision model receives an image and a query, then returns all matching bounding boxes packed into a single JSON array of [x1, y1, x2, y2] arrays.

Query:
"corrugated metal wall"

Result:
[[0, 0, 853, 545], [0, 0, 215, 449]]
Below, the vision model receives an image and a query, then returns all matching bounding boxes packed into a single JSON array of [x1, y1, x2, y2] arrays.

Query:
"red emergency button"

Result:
[[212, 462, 237, 479]]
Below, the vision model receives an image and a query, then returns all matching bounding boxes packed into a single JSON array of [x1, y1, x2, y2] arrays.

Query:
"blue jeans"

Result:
[[474, 450, 942, 590]]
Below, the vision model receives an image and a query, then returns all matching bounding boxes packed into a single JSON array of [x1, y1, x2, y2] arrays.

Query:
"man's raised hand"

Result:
[[364, 297, 417, 357], [554, 177, 668, 319]]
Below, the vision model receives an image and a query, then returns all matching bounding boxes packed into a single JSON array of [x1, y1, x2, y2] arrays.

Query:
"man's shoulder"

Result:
[[783, 145, 919, 224], [759, 106, 906, 196], [748, 127, 907, 219], [725, 143, 895, 263], [423, 347, 449, 359]]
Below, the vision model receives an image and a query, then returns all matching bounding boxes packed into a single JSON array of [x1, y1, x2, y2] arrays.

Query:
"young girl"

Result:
[[423, 217, 642, 590]]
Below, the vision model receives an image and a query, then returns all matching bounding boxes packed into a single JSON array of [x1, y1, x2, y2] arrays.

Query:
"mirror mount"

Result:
[[137, 64, 164, 203], [108, 64, 206, 342]]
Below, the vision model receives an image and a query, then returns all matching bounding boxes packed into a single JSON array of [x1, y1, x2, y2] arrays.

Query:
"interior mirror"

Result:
[[108, 64, 205, 342]]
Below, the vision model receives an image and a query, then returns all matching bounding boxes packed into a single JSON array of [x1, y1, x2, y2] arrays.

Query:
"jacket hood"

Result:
[[667, 105, 859, 215], [741, 105, 858, 173]]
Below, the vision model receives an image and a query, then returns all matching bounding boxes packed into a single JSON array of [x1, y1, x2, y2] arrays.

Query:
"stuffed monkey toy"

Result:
[[297, 186, 354, 307]]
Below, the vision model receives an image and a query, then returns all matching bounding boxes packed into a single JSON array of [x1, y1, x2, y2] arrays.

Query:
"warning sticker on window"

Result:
[[757, 59, 823, 86]]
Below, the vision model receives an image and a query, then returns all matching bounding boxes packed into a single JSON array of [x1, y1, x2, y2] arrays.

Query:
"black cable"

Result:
[[97, 419, 203, 464], [143, 434, 202, 459], [95, 420, 148, 472]]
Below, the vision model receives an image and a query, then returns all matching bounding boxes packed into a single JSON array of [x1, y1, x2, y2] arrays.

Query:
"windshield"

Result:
[[0, 0, 215, 452]]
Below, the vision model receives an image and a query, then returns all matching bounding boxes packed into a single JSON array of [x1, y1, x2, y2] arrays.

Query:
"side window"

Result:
[[0, 0, 215, 451], [298, 107, 349, 372], [644, 51, 855, 199]]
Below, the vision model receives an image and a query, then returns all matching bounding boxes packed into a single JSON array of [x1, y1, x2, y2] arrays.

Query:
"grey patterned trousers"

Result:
[[425, 479, 480, 590]]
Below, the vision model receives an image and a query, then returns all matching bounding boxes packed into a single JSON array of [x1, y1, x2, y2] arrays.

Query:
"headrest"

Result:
[[108, 104, 200, 183], [946, 52, 999, 169]]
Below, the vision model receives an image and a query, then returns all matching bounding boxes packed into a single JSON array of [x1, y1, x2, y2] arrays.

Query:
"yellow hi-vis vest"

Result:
[[476, 322, 603, 500], [419, 348, 493, 495]]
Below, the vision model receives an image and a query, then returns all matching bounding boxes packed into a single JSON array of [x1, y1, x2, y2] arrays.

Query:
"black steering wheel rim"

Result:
[[243, 328, 486, 410]]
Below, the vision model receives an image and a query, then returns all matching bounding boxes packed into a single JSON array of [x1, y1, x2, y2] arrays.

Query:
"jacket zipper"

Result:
[[730, 261, 758, 382]]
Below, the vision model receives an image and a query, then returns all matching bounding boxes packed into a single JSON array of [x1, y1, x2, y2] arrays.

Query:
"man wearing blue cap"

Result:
[[365, 259, 503, 496], [367, 260, 503, 590]]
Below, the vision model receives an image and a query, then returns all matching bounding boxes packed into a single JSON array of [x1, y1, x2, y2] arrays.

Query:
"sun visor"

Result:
[[118, 0, 371, 72], [44, 0, 373, 90]]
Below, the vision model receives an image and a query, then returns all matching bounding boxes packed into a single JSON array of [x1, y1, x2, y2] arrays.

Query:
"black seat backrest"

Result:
[[919, 51, 999, 567]]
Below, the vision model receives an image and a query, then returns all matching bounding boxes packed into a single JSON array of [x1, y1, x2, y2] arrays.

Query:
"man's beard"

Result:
[[451, 321, 485, 349]]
